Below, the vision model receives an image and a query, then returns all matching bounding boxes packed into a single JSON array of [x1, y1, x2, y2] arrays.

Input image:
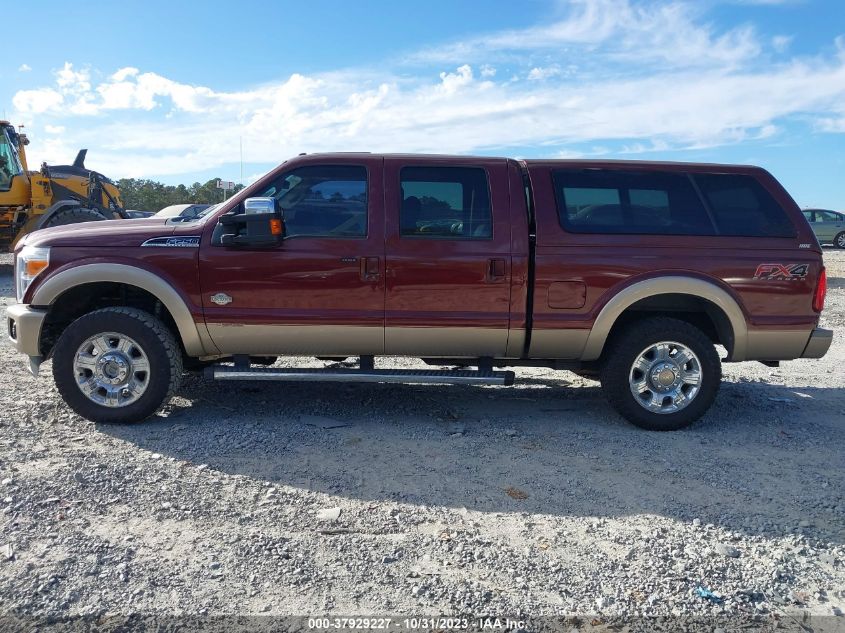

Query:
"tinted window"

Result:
[[400, 166, 492, 239], [816, 210, 840, 222], [802, 210, 814, 222], [552, 170, 715, 235], [259, 165, 367, 238], [694, 174, 794, 238]]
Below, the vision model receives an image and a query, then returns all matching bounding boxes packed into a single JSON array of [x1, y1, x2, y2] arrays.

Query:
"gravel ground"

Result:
[[0, 249, 843, 628]]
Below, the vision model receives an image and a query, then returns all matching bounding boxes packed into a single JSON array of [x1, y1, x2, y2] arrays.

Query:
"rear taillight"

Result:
[[813, 267, 827, 312]]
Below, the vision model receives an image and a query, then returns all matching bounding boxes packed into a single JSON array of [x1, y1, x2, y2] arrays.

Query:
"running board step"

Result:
[[205, 366, 515, 386]]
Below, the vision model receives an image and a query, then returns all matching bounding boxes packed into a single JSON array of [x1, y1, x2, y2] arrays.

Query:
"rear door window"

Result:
[[694, 174, 795, 238], [400, 166, 492, 239], [552, 170, 715, 235]]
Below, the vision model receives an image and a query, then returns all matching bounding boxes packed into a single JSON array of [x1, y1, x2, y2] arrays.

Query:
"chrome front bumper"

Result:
[[801, 328, 833, 359], [6, 304, 47, 373]]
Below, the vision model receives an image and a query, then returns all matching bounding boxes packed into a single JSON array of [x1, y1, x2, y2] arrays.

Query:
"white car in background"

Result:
[[155, 203, 212, 220]]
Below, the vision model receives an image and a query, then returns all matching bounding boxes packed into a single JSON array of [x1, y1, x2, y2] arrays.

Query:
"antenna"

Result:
[[240, 136, 243, 184]]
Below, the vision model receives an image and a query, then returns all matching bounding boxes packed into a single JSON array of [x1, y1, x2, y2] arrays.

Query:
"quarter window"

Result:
[[553, 170, 715, 235], [400, 166, 492, 239], [694, 174, 795, 238], [259, 165, 368, 238]]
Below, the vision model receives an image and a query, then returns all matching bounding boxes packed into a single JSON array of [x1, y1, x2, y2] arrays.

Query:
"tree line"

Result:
[[117, 178, 245, 212]]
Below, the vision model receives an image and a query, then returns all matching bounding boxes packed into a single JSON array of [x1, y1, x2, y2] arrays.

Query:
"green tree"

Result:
[[117, 177, 244, 212]]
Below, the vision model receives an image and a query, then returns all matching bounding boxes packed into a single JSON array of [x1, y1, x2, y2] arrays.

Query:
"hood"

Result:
[[24, 217, 179, 249]]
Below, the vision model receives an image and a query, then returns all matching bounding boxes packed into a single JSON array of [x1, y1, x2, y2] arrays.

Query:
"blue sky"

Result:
[[3, 0, 845, 208]]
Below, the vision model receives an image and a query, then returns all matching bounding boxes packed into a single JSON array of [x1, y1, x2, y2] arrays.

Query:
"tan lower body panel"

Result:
[[505, 328, 526, 358], [745, 329, 812, 361], [206, 324, 384, 356], [207, 324, 515, 358], [385, 327, 508, 357], [528, 328, 590, 359]]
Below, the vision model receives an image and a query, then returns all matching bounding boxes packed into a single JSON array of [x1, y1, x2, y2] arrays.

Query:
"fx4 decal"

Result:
[[753, 263, 809, 280]]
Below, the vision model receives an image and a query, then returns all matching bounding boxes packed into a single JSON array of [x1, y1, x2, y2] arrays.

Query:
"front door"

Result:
[[383, 157, 514, 357], [199, 157, 385, 356]]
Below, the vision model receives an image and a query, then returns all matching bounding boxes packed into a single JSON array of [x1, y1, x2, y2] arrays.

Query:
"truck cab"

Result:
[[6, 153, 832, 431]]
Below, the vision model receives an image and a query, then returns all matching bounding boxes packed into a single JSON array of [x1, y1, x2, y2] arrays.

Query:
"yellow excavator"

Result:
[[0, 120, 126, 250]]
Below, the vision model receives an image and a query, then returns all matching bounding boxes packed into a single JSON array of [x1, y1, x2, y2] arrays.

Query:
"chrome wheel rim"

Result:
[[837, 233, 845, 248], [629, 341, 701, 414], [73, 333, 150, 408]]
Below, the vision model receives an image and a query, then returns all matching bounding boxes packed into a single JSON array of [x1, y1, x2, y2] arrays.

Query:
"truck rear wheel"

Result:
[[599, 317, 721, 431], [44, 207, 108, 227], [52, 307, 183, 423]]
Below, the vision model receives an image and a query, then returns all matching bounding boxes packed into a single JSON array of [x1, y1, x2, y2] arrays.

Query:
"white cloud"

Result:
[[18, 64, 32, 72], [12, 88, 64, 114], [772, 35, 793, 52], [9, 1, 845, 179], [527, 66, 562, 81], [437, 65, 474, 94], [55, 62, 91, 93], [411, 0, 760, 68]]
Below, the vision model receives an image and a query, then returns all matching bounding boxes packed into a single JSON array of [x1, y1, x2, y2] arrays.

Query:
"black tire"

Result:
[[44, 207, 108, 228], [834, 231, 845, 249], [52, 307, 183, 423], [599, 317, 721, 431]]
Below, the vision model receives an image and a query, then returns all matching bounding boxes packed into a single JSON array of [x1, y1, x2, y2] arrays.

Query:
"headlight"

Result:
[[16, 246, 50, 302]]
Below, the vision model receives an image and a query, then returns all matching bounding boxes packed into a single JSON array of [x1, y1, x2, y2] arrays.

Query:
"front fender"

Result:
[[30, 262, 214, 357]]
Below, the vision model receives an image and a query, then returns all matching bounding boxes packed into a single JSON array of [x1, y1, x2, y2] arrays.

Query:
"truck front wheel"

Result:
[[52, 307, 183, 423], [599, 317, 721, 431]]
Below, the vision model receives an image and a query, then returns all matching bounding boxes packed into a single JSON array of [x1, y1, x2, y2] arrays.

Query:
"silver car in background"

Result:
[[803, 208, 845, 248]]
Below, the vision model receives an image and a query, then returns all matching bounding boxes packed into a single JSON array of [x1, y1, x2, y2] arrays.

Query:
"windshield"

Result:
[[0, 128, 23, 191]]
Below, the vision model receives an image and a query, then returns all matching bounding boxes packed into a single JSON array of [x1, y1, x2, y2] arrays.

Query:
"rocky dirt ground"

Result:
[[0, 250, 843, 630]]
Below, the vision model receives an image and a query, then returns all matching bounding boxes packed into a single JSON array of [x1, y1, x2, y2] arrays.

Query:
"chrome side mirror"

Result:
[[243, 197, 277, 215], [218, 197, 284, 247]]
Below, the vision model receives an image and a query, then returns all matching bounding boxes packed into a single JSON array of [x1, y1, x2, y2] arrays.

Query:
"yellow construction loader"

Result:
[[0, 121, 125, 249]]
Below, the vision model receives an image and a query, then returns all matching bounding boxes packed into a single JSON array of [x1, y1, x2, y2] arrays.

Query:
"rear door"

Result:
[[383, 157, 514, 356]]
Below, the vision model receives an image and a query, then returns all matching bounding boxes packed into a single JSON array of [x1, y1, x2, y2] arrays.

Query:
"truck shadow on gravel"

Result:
[[96, 373, 845, 541]]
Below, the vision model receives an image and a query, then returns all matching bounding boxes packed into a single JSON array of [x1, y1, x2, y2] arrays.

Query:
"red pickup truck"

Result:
[[7, 154, 832, 430]]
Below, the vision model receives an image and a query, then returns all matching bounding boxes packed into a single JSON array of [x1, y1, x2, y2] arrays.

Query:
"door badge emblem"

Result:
[[210, 293, 233, 306]]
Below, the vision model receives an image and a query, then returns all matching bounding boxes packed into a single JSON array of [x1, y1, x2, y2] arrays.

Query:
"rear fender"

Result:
[[581, 276, 749, 361]]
